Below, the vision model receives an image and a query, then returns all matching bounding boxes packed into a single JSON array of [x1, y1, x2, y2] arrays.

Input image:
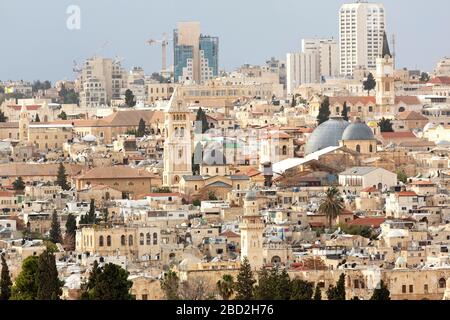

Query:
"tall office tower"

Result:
[[173, 22, 219, 84], [286, 38, 338, 95], [302, 38, 339, 79], [286, 52, 320, 95], [339, 1, 386, 77], [79, 56, 126, 107]]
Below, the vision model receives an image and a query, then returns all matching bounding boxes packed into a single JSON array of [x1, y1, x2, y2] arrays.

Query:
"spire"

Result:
[[166, 87, 186, 113], [382, 32, 392, 58]]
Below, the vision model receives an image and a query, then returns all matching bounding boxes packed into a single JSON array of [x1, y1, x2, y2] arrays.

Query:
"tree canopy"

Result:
[[319, 187, 344, 228], [10, 255, 39, 300], [363, 73, 376, 96], [124, 89, 136, 108], [36, 250, 63, 300], [234, 257, 256, 300], [49, 210, 62, 244], [0, 253, 12, 300], [13, 177, 25, 191], [56, 163, 69, 190], [378, 117, 394, 132], [326, 274, 346, 300], [317, 96, 330, 125], [370, 280, 391, 300]]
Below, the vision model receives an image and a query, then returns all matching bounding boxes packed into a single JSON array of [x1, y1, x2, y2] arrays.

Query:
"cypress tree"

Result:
[[0, 253, 12, 300], [34, 114, 40, 122], [290, 279, 314, 300], [363, 73, 376, 96], [313, 284, 322, 300], [36, 250, 63, 300], [327, 273, 346, 300], [234, 257, 256, 300], [49, 210, 62, 244], [56, 163, 69, 190], [137, 118, 146, 137], [370, 280, 391, 300], [160, 269, 180, 300], [317, 96, 330, 125], [341, 101, 349, 121], [65, 213, 77, 237]]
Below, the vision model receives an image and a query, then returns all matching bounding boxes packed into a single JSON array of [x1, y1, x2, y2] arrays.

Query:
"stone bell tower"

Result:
[[375, 32, 395, 110], [19, 103, 29, 142]]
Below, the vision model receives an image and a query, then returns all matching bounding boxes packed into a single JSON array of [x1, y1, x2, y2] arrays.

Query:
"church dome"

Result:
[[305, 116, 349, 155], [342, 119, 375, 141], [245, 190, 257, 201]]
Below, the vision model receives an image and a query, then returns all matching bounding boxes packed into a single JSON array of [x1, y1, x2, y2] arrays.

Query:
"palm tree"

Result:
[[319, 187, 344, 228], [216, 274, 234, 300]]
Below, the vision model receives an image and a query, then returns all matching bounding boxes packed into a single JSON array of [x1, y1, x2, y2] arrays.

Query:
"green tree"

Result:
[[378, 117, 394, 133], [326, 274, 346, 300], [317, 96, 330, 125], [313, 284, 322, 300], [58, 111, 67, 120], [13, 177, 25, 191], [419, 72, 430, 82], [152, 187, 172, 193], [341, 101, 349, 121], [216, 274, 234, 300], [137, 118, 146, 137], [88, 263, 133, 300], [0, 253, 12, 300], [319, 187, 344, 228], [208, 191, 218, 201], [124, 89, 136, 108], [80, 199, 97, 225], [49, 210, 62, 244], [160, 269, 180, 300], [36, 250, 63, 300], [0, 110, 7, 122], [290, 279, 314, 300], [56, 163, 69, 190], [234, 257, 256, 300], [65, 213, 77, 237], [10, 255, 39, 300], [82, 261, 133, 300], [34, 114, 40, 122], [370, 280, 391, 300], [254, 268, 274, 300], [192, 199, 201, 207], [196, 107, 209, 133], [363, 73, 376, 96], [275, 269, 291, 300], [397, 169, 408, 184]]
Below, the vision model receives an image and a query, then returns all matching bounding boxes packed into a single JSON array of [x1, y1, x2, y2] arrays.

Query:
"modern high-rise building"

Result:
[[173, 22, 219, 84], [339, 1, 386, 77], [78, 56, 126, 107], [286, 38, 338, 95]]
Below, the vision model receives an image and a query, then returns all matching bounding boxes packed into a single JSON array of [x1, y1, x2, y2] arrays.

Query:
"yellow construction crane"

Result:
[[146, 33, 171, 77]]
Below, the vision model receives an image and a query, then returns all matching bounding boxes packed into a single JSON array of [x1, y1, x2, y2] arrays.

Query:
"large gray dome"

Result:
[[342, 119, 375, 141], [305, 117, 349, 155]]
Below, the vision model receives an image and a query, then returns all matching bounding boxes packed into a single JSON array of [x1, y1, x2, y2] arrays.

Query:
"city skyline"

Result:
[[1, 0, 450, 81]]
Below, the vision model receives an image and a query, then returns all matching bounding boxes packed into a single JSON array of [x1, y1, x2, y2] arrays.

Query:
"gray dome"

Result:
[[305, 117, 349, 155], [342, 119, 375, 141], [202, 148, 226, 165], [245, 190, 257, 201]]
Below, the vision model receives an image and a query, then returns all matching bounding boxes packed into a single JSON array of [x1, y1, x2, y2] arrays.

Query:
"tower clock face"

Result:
[[384, 65, 392, 75]]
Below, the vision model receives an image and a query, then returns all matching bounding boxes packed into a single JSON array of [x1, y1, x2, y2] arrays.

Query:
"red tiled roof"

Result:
[[0, 191, 15, 197], [220, 230, 240, 238], [395, 96, 421, 105], [397, 111, 428, 121], [347, 217, 386, 228], [381, 132, 416, 139], [411, 180, 434, 186], [361, 187, 379, 193], [397, 191, 418, 197], [429, 76, 450, 85], [8, 105, 42, 111]]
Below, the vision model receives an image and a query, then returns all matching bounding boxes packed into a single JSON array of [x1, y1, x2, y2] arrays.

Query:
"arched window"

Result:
[[146, 233, 151, 245], [128, 235, 133, 246], [99, 236, 104, 247], [399, 107, 405, 113], [153, 233, 158, 245], [356, 145, 361, 153], [107, 236, 111, 246], [439, 278, 446, 289], [282, 145, 287, 155], [121, 235, 126, 246], [369, 106, 373, 113], [140, 233, 144, 245]]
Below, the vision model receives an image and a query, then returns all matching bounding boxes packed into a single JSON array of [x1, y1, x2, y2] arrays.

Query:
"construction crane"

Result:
[[146, 33, 171, 77]]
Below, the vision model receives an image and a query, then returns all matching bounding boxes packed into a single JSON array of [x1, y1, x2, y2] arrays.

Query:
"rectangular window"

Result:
[[402, 285, 406, 293], [409, 285, 413, 293]]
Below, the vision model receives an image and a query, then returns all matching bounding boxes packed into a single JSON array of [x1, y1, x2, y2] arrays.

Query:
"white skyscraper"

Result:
[[286, 38, 338, 95], [339, 1, 386, 77]]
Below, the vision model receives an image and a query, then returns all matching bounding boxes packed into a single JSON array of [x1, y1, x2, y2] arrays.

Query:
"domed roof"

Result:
[[305, 116, 349, 155], [342, 119, 375, 141], [202, 148, 226, 165], [367, 121, 378, 128], [82, 134, 97, 143], [245, 190, 257, 201]]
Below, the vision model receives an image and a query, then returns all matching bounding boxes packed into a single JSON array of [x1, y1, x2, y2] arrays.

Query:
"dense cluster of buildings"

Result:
[[1, 1, 450, 301]]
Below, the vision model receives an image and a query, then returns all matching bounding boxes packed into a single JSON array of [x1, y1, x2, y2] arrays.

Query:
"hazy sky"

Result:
[[1, 0, 449, 82]]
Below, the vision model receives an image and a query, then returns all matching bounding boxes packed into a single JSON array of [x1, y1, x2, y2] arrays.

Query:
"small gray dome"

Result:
[[202, 148, 226, 165], [245, 190, 257, 201], [342, 119, 375, 141], [305, 116, 349, 155]]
